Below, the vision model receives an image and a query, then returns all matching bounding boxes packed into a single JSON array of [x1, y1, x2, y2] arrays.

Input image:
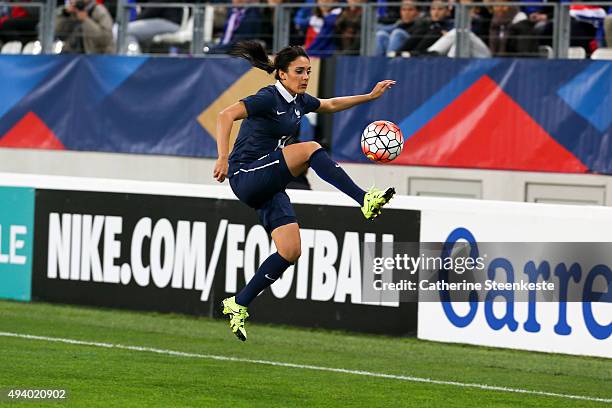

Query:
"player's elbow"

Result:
[[317, 101, 335, 114], [219, 102, 247, 121], [217, 110, 236, 128], [218, 109, 233, 121]]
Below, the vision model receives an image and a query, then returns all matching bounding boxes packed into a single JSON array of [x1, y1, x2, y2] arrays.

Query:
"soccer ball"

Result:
[[361, 120, 404, 163]]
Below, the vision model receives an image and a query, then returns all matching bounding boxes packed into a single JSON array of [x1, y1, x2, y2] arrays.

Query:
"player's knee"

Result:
[[306, 141, 322, 155], [279, 246, 301, 263]]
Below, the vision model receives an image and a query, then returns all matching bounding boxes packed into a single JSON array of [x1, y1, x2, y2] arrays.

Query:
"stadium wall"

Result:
[[0, 172, 609, 357]]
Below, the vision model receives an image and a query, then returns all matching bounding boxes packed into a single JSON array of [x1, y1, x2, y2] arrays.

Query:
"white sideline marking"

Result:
[[1, 331, 610, 404]]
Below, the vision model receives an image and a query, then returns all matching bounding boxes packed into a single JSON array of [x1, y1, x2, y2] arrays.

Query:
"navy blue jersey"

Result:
[[228, 81, 321, 175]]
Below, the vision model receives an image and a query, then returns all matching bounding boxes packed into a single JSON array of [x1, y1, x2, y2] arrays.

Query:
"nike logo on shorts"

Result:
[[264, 274, 276, 281], [276, 111, 286, 115]]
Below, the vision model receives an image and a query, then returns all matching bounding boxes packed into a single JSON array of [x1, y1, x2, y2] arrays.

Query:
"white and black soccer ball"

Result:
[[360, 120, 404, 163]]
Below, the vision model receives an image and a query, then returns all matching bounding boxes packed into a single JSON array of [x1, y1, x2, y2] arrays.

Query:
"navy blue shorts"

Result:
[[229, 150, 297, 233]]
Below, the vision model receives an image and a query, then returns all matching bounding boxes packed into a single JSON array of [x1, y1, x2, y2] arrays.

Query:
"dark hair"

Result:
[[229, 41, 309, 80]]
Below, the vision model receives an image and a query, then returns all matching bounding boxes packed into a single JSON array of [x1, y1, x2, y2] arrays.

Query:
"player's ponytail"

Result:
[[229, 41, 275, 75], [230, 41, 310, 80]]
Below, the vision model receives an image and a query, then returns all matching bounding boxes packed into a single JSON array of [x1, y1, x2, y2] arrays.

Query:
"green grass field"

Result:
[[0, 300, 610, 407]]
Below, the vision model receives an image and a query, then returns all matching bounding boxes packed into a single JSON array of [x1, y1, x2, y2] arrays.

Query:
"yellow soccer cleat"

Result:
[[361, 187, 395, 220], [221, 296, 249, 341]]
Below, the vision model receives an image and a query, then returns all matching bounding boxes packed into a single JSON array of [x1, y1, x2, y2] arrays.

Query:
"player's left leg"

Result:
[[282, 142, 364, 203], [282, 141, 395, 219]]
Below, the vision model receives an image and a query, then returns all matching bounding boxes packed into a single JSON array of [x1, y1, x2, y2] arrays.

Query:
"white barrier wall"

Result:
[[0, 148, 611, 205], [413, 197, 612, 358]]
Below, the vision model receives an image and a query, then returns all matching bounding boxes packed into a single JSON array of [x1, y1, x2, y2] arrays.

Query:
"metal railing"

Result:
[[111, 0, 612, 58], [0, 0, 610, 58]]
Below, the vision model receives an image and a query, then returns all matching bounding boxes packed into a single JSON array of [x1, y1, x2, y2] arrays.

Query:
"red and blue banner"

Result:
[[0, 54, 262, 157], [332, 57, 612, 174], [1, 55, 611, 174]]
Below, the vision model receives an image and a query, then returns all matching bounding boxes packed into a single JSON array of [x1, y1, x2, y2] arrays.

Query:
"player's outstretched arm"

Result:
[[213, 102, 248, 183], [316, 80, 396, 114]]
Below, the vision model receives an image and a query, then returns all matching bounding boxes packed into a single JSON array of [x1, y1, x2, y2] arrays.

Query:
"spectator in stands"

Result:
[[524, 2, 605, 53], [428, 28, 491, 57], [0, 0, 39, 46], [375, 0, 423, 56], [489, 3, 537, 57], [375, 0, 400, 28], [208, 0, 265, 54], [208, 1, 230, 43], [124, 0, 183, 51], [526, 4, 549, 44], [335, 0, 366, 55], [466, 0, 491, 43], [55, 0, 114, 53], [293, 0, 315, 45], [569, 5, 606, 53], [427, 0, 491, 57], [396, 0, 453, 55], [303, 0, 342, 57]]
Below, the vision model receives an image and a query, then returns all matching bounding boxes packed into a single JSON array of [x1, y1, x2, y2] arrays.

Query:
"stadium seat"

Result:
[[1, 41, 23, 54], [591, 47, 612, 60], [22, 41, 42, 55], [538, 45, 553, 59], [126, 39, 142, 55], [53, 40, 64, 54], [152, 7, 192, 45], [385, 51, 412, 58], [568, 46, 586, 59]]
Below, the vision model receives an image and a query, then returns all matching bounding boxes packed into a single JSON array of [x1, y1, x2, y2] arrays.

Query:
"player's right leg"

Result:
[[223, 157, 299, 341], [281, 141, 395, 219], [221, 222, 299, 342]]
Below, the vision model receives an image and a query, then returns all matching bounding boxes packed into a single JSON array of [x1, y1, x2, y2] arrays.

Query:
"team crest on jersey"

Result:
[[295, 109, 301, 117]]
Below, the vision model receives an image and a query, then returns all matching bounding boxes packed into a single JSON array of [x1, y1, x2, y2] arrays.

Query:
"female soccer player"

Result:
[[214, 41, 395, 341]]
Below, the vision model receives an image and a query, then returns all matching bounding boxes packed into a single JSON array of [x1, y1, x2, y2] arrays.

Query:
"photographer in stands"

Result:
[[55, 0, 114, 54]]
